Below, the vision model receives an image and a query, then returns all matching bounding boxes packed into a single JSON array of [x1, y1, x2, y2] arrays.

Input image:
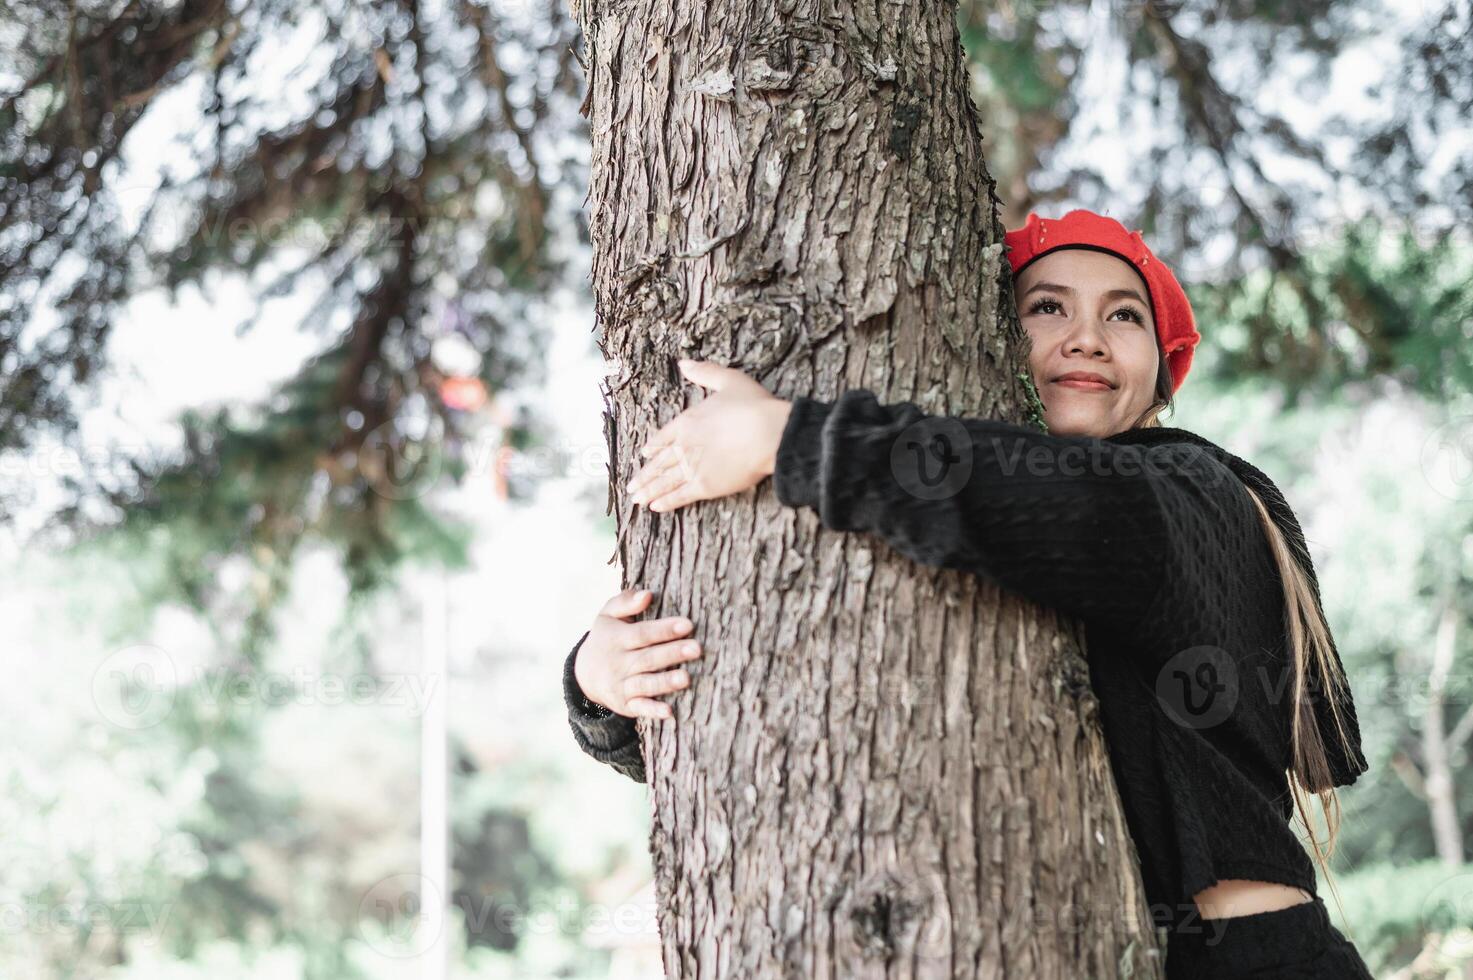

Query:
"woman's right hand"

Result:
[[573, 587, 704, 720]]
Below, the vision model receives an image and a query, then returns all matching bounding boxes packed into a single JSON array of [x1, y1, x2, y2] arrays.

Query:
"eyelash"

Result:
[[1026, 297, 1146, 325]]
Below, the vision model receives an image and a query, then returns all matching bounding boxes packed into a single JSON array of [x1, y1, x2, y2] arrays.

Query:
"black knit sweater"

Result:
[[561, 387, 1369, 930]]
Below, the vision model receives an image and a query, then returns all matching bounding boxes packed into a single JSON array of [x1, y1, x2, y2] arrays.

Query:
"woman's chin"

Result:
[[1041, 402, 1114, 438]]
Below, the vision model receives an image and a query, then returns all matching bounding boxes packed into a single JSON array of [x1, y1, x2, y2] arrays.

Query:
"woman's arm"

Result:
[[561, 588, 701, 784], [563, 630, 648, 783], [771, 388, 1213, 639]]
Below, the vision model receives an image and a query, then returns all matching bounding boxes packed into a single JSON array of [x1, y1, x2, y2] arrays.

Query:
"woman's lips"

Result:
[[1052, 379, 1113, 392]]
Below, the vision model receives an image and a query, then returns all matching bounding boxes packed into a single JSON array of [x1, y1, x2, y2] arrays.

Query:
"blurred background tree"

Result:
[[1, 0, 585, 618], [2, 0, 1471, 977]]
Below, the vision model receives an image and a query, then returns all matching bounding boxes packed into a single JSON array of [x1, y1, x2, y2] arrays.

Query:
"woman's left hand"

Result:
[[626, 359, 793, 513]]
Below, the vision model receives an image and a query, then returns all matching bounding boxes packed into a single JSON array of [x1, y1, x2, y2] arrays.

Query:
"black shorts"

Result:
[[1165, 894, 1374, 979]]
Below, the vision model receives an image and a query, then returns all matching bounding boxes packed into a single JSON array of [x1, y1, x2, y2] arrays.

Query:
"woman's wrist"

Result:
[[566, 642, 615, 719], [763, 398, 794, 478]]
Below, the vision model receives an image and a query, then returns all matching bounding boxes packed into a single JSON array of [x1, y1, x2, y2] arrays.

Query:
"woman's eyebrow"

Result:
[[1022, 281, 1149, 306]]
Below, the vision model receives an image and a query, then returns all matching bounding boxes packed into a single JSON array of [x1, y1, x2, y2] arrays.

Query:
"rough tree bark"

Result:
[[569, 0, 1165, 976]]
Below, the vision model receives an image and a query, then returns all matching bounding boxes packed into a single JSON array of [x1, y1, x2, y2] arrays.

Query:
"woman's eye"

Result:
[[1026, 298, 1146, 324]]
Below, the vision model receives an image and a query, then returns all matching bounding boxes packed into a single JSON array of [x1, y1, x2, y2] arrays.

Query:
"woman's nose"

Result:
[[1064, 318, 1110, 356]]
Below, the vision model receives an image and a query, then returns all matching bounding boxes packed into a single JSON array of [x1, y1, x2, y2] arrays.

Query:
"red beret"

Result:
[[1004, 209, 1202, 394]]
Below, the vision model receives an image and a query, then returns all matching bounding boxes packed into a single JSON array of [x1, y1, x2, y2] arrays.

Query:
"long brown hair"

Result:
[[1241, 483, 1361, 937], [1129, 345, 1362, 937]]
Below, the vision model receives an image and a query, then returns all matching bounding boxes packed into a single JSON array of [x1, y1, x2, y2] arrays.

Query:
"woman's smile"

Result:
[[1052, 371, 1117, 392]]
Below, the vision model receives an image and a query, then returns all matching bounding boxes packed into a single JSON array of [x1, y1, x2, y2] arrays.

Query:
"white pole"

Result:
[[420, 568, 449, 979]]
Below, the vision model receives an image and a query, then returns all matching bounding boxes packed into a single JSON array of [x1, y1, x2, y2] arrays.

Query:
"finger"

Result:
[[623, 667, 690, 700], [624, 614, 694, 649], [677, 358, 731, 391], [647, 483, 703, 513], [630, 637, 703, 675], [633, 444, 705, 500], [625, 697, 672, 720], [627, 446, 679, 498], [601, 587, 654, 618], [639, 419, 679, 459], [631, 466, 686, 507]]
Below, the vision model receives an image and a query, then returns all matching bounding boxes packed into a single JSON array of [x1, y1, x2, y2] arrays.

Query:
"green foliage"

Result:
[[1017, 368, 1049, 432], [959, 11, 1073, 113], [451, 753, 564, 954], [1192, 215, 1473, 402], [1332, 860, 1473, 975]]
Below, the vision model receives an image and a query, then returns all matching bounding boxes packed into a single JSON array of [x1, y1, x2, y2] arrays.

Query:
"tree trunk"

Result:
[[1425, 599, 1465, 866], [569, 0, 1165, 976]]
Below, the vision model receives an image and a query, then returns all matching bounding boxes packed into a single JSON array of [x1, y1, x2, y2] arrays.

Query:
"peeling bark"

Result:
[[569, 0, 1165, 975]]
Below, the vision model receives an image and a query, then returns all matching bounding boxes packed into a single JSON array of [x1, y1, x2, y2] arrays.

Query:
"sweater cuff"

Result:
[[773, 395, 832, 511], [563, 631, 615, 723], [562, 632, 647, 783]]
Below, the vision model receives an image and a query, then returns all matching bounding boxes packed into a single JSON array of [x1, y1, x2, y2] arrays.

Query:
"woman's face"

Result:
[[1014, 248, 1162, 439]]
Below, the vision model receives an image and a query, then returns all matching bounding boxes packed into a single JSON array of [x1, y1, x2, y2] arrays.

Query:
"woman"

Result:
[[560, 209, 1374, 979]]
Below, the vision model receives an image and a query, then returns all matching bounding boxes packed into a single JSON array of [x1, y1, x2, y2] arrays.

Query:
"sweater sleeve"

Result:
[[562, 630, 648, 784], [772, 388, 1179, 638]]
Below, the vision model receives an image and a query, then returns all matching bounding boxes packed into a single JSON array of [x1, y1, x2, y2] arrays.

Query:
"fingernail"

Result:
[[683, 642, 699, 655], [674, 618, 692, 631]]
